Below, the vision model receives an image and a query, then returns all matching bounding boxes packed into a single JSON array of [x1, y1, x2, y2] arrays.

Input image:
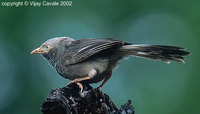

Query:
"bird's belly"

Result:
[[56, 57, 110, 82]]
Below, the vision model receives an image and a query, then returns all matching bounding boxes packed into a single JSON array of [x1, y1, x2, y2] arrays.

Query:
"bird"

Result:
[[31, 37, 190, 91]]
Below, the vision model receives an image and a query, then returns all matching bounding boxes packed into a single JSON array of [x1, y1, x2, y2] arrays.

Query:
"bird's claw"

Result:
[[67, 80, 83, 92], [76, 82, 83, 92]]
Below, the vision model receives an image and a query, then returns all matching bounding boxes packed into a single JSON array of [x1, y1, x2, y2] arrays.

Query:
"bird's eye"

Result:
[[43, 45, 49, 49]]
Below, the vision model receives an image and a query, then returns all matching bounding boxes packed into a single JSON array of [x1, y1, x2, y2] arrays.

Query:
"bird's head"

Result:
[[30, 37, 74, 56]]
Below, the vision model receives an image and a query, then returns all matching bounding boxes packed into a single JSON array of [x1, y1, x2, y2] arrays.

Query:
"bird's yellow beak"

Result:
[[30, 47, 43, 54]]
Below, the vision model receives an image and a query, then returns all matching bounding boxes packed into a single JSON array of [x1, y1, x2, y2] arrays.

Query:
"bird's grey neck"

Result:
[[42, 50, 58, 68], [46, 56, 57, 67]]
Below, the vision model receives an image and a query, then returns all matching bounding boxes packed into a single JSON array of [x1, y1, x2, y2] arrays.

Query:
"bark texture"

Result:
[[41, 83, 134, 114]]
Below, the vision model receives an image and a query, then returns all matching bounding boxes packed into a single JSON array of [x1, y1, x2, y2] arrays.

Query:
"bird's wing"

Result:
[[64, 38, 125, 65]]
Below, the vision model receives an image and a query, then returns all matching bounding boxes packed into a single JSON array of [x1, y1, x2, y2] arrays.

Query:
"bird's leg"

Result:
[[97, 72, 112, 90], [67, 76, 91, 86], [67, 69, 97, 92]]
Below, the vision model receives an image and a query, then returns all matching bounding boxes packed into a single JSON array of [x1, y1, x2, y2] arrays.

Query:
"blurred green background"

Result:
[[0, 0, 199, 114]]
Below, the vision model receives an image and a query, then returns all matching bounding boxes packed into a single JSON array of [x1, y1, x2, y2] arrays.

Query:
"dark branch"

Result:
[[41, 83, 134, 114]]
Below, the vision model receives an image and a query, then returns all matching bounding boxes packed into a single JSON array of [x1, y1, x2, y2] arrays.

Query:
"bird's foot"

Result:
[[67, 80, 83, 92], [67, 76, 91, 92], [76, 82, 83, 92]]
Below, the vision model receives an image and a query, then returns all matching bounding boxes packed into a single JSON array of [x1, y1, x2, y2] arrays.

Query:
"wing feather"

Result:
[[64, 38, 125, 65]]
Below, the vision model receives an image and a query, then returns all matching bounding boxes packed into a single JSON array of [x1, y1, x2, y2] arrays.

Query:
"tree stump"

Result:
[[41, 83, 134, 114]]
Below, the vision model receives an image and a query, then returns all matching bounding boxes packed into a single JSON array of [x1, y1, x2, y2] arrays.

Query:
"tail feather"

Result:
[[119, 45, 191, 63]]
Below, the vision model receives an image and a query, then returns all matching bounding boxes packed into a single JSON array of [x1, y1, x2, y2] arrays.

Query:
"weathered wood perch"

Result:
[[41, 83, 134, 114]]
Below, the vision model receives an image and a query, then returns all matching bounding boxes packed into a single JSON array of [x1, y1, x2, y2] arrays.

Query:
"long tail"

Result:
[[119, 44, 191, 63]]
